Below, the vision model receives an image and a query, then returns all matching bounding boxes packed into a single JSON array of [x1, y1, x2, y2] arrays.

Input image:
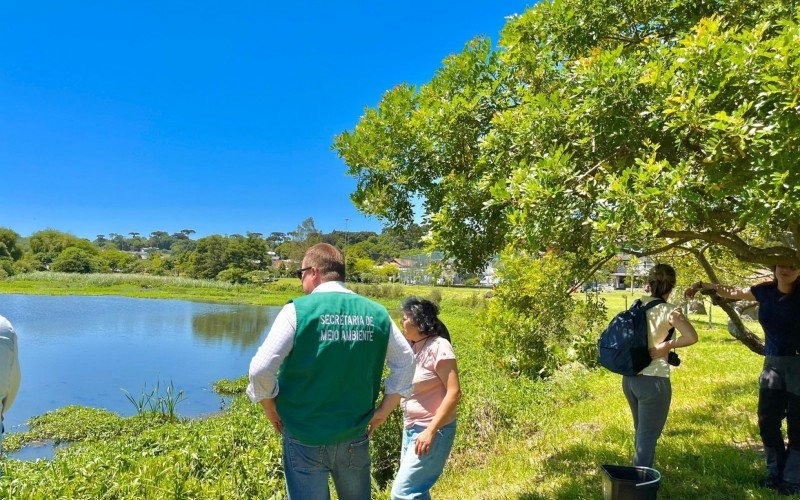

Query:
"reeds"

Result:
[[6, 271, 242, 289], [122, 380, 187, 422]]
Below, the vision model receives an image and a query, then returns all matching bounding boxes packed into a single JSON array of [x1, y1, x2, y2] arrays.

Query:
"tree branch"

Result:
[[658, 230, 798, 266], [691, 247, 720, 283], [622, 238, 692, 258], [790, 223, 800, 251], [571, 148, 628, 187], [567, 253, 616, 295], [691, 249, 764, 355], [715, 298, 765, 355], [572, 159, 608, 186]]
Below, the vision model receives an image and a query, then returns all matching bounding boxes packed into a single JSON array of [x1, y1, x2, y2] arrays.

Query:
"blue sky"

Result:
[[0, 1, 529, 240]]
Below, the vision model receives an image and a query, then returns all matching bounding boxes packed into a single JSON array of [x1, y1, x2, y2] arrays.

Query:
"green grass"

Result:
[[0, 272, 490, 310], [0, 278, 781, 498]]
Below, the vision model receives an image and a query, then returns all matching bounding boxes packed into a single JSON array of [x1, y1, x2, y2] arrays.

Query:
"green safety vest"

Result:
[[276, 291, 391, 445]]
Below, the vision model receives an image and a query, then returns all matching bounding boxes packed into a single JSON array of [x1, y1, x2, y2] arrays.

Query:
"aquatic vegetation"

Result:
[[122, 380, 188, 423], [213, 376, 248, 395]]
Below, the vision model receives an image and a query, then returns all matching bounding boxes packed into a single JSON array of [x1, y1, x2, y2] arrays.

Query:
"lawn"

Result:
[[436, 312, 771, 498]]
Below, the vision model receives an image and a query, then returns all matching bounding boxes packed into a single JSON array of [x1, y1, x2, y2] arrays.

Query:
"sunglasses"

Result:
[[295, 267, 312, 279]]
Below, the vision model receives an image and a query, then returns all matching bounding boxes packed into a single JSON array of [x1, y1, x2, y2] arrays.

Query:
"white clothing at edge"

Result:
[[0, 315, 21, 426]]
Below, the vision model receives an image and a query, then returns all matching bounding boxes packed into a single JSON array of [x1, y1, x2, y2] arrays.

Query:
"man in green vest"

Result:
[[248, 243, 415, 499]]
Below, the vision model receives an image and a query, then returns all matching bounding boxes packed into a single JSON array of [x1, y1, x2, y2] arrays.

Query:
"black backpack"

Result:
[[598, 298, 666, 376]]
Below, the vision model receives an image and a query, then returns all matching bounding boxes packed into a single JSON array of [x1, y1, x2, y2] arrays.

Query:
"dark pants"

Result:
[[759, 357, 800, 483]]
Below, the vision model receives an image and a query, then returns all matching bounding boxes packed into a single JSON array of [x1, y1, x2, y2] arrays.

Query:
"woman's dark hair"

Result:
[[648, 263, 677, 298], [401, 297, 450, 342]]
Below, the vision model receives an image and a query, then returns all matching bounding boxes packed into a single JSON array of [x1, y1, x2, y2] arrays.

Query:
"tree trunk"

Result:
[[692, 249, 765, 355], [708, 292, 764, 355]]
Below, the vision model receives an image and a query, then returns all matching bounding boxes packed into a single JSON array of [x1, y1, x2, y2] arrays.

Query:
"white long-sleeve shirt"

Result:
[[0, 315, 21, 427], [247, 281, 414, 403]]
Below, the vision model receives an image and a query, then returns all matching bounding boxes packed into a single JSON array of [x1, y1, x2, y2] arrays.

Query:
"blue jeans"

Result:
[[282, 432, 371, 500], [391, 422, 456, 500]]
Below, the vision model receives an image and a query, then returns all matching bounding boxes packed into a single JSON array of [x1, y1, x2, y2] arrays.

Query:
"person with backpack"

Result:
[[622, 264, 698, 468], [686, 263, 800, 494]]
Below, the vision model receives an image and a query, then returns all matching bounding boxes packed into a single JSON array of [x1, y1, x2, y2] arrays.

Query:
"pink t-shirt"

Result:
[[402, 336, 457, 428]]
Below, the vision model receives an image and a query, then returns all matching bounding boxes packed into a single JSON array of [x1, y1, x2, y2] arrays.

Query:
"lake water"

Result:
[[0, 294, 280, 435]]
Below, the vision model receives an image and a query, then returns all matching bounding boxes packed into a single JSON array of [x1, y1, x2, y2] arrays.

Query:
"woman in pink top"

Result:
[[391, 297, 462, 500]]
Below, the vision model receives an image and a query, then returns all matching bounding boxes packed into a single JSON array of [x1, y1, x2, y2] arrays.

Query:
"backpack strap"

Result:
[[640, 297, 666, 312]]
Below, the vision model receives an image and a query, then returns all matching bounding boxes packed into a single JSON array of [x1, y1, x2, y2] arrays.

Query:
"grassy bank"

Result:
[[0, 272, 488, 309], [0, 276, 781, 498], [0, 271, 299, 306]]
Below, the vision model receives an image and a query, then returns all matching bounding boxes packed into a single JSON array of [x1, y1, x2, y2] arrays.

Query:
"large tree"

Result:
[[51, 247, 99, 274], [189, 235, 230, 279], [28, 229, 96, 268], [335, 0, 800, 354], [0, 227, 23, 261]]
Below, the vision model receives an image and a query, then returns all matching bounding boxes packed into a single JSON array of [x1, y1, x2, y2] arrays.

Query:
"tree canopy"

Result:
[[0, 228, 22, 261], [335, 0, 800, 277]]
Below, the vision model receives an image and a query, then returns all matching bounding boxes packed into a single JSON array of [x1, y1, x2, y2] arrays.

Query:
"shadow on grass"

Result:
[[515, 441, 625, 499], [515, 379, 788, 499]]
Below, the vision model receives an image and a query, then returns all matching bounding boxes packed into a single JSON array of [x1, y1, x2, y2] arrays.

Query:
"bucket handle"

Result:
[[635, 468, 661, 488]]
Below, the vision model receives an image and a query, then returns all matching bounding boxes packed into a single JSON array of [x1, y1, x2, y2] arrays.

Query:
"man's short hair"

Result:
[[304, 243, 346, 282]]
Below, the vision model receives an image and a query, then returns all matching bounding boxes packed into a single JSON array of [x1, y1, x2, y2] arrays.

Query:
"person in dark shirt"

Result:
[[686, 264, 800, 494]]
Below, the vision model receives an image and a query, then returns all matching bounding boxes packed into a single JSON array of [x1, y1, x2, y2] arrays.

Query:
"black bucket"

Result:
[[600, 464, 661, 500]]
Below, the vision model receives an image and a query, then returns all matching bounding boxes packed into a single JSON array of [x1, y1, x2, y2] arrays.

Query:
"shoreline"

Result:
[[0, 271, 298, 307]]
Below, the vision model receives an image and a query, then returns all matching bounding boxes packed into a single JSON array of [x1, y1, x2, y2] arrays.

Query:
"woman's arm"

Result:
[[414, 359, 461, 456], [685, 281, 756, 301], [649, 309, 699, 358]]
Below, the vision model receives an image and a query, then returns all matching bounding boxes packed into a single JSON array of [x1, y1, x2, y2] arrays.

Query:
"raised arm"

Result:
[[685, 281, 756, 301], [667, 309, 699, 347], [649, 308, 699, 358]]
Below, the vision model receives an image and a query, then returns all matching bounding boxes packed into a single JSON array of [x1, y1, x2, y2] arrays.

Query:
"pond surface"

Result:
[[0, 294, 280, 434]]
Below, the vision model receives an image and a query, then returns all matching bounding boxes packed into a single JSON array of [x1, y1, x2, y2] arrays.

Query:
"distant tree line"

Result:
[[0, 218, 427, 284]]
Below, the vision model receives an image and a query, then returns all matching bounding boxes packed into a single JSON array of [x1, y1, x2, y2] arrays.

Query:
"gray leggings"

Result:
[[622, 375, 672, 468]]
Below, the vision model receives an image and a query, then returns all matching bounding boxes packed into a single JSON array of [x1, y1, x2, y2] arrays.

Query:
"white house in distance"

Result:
[[132, 247, 167, 260], [386, 258, 416, 273], [479, 259, 500, 287], [610, 255, 655, 289], [392, 253, 499, 287]]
